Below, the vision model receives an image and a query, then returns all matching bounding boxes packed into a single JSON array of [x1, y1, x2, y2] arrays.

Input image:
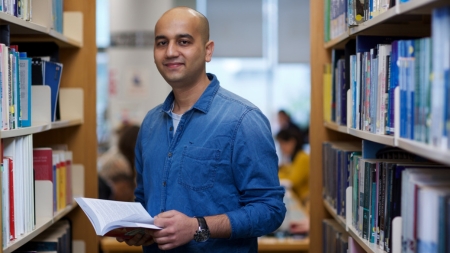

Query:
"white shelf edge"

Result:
[[323, 200, 387, 253], [0, 12, 82, 48], [325, 30, 350, 49], [0, 12, 48, 34], [348, 128, 396, 146], [349, 7, 397, 35], [3, 204, 77, 253], [324, 121, 350, 134], [48, 29, 82, 48], [397, 137, 450, 165], [0, 122, 51, 138], [53, 202, 77, 222], [397, 0, 447, 14], [51, 119, 83, 129], [324, 0, 450, 48], [0, 118, 83, 139]]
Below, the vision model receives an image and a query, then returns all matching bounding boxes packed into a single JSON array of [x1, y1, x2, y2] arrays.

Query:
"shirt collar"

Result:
[[161, 73, 220, 114]]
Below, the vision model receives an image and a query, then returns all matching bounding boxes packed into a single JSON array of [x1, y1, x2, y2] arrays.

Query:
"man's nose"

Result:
[[166, 42, 179, 57]]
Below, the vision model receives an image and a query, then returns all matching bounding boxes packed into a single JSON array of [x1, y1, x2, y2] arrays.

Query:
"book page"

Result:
[[75, 197, 155, 235]]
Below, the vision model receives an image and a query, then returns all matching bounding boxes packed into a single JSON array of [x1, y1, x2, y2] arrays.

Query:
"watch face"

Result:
[[194, 229, 210, 242]]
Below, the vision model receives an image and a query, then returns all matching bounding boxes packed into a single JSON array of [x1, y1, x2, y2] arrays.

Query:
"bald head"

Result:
[[156, 7, 210, 44]]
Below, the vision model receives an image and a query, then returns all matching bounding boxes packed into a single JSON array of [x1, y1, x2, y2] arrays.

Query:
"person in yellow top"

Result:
[[276, 128, 309, 203]]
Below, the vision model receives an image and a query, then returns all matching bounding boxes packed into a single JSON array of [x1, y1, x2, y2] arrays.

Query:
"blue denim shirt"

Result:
[[135, 73, 286, 253]]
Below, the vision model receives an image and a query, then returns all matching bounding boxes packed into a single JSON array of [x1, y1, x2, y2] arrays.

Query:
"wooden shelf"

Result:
[[323, 200, 346, 229], [324, 0, 449, 48], [396, 0, 450, 15], [324, 30, 350, 49], [397, 137, 450, 166], [323, 200, 387, 253], [324, 120, 450, 165], [347, 128, 396, 146], [51, 119, 83, 130], [3, 203, 77, 253], [349, 7, 397, 34], [0, 12, 82, 48], [0, 119, 83, 139], [324, 121, 349, 134], [0, 123, 51, 139]]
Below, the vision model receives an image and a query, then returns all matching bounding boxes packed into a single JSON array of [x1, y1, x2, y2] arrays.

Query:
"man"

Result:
[[117, 7, 286, 252]]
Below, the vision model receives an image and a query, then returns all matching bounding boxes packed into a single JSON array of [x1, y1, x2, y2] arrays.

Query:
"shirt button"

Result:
[[169, 127, 173, 131], [163, 181, 166, 187], [168, 152, 172, 157]]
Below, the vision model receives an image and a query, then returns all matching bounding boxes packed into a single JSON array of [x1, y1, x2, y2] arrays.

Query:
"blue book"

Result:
[[351, 55, 357, 128], [388, 41, 400, 135], [405, 40, 415, 140], [19, 52, 31, 127], [42, 61, 63, 122], [370, 163, 377, 243]]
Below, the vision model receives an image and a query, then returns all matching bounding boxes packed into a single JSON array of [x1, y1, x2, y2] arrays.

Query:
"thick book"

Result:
[[75, 197, 161, 238]]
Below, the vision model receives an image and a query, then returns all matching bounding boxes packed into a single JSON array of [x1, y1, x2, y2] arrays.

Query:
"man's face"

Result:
[[154, 11, 212, 87]]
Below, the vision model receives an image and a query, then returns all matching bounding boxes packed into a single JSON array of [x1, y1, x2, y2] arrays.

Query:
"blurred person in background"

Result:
[[276, 127, 310, 235], [98, 124, 140, 202]]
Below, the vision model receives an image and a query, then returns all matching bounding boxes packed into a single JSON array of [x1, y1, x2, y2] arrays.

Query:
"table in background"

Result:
[[100, 236, 309, 253]]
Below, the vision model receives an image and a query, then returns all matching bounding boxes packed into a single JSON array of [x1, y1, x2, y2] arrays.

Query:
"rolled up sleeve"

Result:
[[226, 109, 286, 239]]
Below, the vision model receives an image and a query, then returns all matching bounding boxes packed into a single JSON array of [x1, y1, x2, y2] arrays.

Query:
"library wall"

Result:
[[107, 0, 173, 130]]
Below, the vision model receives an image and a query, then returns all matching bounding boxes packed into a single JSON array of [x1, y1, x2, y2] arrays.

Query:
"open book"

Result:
[[75, 197, 161, 238]]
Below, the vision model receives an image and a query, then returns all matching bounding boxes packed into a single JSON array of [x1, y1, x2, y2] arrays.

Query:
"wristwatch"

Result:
[[193, 217, 210, 242]]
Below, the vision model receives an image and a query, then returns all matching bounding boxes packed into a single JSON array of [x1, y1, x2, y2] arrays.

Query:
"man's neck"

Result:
[[171, 75, 211, 115]]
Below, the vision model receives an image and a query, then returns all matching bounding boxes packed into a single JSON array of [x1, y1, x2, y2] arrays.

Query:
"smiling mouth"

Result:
[[165, 63, 184, 68]]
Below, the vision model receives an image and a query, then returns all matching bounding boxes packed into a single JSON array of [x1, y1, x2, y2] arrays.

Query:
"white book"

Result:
[[75, 197, 161, 238], [1, 44, 9, 130], [377, 45, 391, 135], [401, 169, 450, 253], [15, 136, 24, 235], [417, 186, 450, 253]]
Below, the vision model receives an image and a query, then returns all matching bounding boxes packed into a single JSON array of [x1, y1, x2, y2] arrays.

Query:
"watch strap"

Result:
[[196, 217, 208, 230]]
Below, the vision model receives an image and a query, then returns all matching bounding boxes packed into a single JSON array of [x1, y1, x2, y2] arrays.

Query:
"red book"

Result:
[[7, 157, 15, 240], [34, 148, 56, 212], [33, 148, 54, 181], [65, 151, 73, 206]]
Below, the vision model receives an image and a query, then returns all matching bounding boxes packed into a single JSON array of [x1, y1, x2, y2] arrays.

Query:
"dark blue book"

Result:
[[388, 41, 400, 135], [447, 198, 450, 253], [332, 49, 345, 122], [42, 61, 63, 122]]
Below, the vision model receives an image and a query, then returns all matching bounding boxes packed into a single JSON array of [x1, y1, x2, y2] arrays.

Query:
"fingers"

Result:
[[120, 230, 154, 247]]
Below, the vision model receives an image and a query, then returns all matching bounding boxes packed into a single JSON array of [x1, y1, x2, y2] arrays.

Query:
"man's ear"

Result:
[[205, 40, 214, 62]]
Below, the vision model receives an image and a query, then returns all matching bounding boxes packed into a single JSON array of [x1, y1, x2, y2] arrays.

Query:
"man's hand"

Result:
[[116, 229, 154, 247], [152, 210, 198, 250]]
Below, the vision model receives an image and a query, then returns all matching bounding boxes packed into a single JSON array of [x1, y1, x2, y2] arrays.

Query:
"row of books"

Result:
[[324, 6, 450, 149], [324, 0, 416, 42], [322, 219, 349, 253], [1, 137, 73, 248], [16, 219, 72, 253], [323, 219, 368, 253], [323, 140, 450, 253], [0, 40, 63, 130], [0, 0, 64, 33]]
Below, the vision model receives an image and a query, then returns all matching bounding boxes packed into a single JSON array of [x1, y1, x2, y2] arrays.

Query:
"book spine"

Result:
[[384, 164, 394, 253], [363, 161, 370, 240], [370, 163, 377, 243], [379, 163, 386, 249]]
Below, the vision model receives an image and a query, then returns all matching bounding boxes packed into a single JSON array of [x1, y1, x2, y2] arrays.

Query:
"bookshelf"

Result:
[[0, 0, 97, 253], [310, 0, 450, 252]]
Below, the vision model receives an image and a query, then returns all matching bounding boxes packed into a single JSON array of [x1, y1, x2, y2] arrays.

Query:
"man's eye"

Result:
[[157, 41, 167, 46], [179, 40, 189, 45]]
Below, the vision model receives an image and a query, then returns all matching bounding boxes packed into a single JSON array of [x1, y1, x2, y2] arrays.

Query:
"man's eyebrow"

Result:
[[155, 35, 167, 41], [177, 34, 194, 40]]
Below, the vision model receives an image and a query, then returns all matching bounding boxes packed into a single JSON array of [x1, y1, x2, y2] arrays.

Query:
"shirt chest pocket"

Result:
[[178, 146, 221, 191]]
